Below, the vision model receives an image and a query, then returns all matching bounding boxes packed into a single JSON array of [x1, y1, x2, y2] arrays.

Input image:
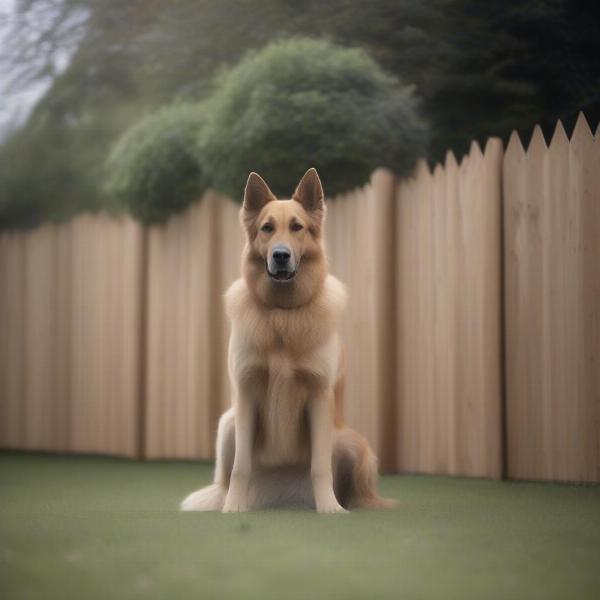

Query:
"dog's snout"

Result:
[[272, 245, 291, 265], [267, 244, 296, 282]]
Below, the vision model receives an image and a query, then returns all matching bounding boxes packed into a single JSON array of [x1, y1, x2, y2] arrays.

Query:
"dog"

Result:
[[181, 168, 393, 513]]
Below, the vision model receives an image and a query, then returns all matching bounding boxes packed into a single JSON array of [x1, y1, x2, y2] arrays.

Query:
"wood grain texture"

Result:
[[22, 224, 56, 450], [325, 169, 397, 471], [0, 233, 26, 448], [396, 142, 503, 478], [215, 197, 245, 421], [144, 195, 216, 459], [504, 115, 599, 482], [0, 216, 142, 456]]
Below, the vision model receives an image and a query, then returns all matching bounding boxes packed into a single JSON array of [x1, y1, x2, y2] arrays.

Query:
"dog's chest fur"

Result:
[[226, 276, 346, 466]]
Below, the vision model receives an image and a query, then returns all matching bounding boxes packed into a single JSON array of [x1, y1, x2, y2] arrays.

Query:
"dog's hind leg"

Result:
[[333, 428, 396, 510], [180, 408, 235, 511]]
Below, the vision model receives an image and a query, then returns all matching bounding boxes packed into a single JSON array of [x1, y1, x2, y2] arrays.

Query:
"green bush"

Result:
[[105, 104, 207, 223], [200, 37, 427, 200]]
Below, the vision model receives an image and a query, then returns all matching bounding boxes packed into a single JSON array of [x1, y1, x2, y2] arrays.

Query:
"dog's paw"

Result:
[[222, 496, 249, 513], [317, 501, 349, 514]]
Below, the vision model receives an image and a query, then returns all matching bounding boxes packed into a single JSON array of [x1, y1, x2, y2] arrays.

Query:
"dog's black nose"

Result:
[[272, 246, 291, 265]]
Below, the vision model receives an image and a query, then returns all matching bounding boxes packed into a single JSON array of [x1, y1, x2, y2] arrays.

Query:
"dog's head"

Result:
[[240, 168, 327, 306]]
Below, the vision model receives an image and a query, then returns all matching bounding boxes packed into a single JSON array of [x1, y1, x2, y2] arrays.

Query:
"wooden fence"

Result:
[[394, 140, 504, 478], [504, 118, 600, 483], [0, 216, 144, 456], [0, 115, 598, 482], [143, 193, 243, 459]]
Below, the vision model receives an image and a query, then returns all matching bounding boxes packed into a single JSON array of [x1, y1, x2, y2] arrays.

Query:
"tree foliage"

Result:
[[1, 0, 598, 227], [420, 0, 600, 161], [105, 104, 207, 223], [201, 38, 426, 199]]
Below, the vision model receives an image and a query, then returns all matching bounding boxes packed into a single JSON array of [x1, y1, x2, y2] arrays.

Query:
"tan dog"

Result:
[[181, 168, 392, 513]]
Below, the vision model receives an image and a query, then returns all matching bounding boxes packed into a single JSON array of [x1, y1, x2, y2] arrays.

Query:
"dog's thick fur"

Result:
[[181, 168, 393, 513]]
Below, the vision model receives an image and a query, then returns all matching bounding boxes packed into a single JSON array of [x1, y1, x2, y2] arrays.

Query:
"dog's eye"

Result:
[[291, 222, 303, 232], [261, 223, 274, 233]]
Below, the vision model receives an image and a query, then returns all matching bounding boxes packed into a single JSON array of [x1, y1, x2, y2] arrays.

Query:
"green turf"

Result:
[[1, 453, 599, 600]]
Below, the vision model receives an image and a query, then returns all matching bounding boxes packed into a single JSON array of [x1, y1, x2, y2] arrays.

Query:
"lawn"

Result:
[[1, 453, 599, 600]]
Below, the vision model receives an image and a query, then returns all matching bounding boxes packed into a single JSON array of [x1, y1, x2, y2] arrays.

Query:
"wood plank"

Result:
[[144, 226, 167, 458], [505, 116, 599, 482], [567, 115, 597, 482], [23, 225, 56, 450], [369, 169, 398, 471], [432, 163, 449, 473], [0, 233, 25, 448], [445, 151, 460, 475], [504, 130, 528, 478]]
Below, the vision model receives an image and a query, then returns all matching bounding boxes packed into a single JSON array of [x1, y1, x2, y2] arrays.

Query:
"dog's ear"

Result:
[[243, 172, 276, 213], [293, 168, 324, 213]]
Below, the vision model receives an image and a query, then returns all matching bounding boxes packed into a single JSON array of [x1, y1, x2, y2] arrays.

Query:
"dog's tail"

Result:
[[350, 435, 397, 510], [180, 484, 226, 512]]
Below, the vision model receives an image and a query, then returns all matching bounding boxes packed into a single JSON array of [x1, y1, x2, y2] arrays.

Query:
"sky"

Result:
[[0, 0, 83, 141], [0, 0, 47, 139]]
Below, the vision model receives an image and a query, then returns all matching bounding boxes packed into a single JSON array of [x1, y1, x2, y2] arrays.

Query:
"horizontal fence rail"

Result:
[[0, 114, 598, 482]]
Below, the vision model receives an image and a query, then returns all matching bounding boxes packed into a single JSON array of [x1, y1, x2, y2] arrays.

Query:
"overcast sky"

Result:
[[0, 0, 80, 141]]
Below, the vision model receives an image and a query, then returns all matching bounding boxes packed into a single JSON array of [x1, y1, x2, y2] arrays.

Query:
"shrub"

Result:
[[200, 37, 427, 200], [105, 104, 207, 223]]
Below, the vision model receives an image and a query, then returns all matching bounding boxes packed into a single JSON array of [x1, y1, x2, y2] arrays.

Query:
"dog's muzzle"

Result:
[[267, 244, 296, 282]]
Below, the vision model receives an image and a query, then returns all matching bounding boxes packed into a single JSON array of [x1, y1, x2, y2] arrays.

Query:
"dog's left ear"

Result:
[[293, 168, 324, 212]]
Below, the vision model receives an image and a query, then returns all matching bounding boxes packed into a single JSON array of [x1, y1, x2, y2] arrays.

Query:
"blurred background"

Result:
[[0, 0, 598, 226]]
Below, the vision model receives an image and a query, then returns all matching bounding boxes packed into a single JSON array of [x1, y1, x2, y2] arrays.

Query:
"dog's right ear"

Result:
[[243, 172, 276, 213], [241, 172, 276, 235]]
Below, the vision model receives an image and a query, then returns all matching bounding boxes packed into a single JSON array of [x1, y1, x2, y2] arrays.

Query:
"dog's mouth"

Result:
[[267, 267, 297, 282]]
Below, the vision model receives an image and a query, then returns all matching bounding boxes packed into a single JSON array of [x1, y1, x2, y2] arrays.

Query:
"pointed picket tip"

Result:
[[468, 139, 484, 160], [484, 136, 503, 157], [415, 158, 432, 178], [506, 129, 525, 157], [444, 149, 458, 170], [571, 111, 593, 145], [503, 130, 525, 175], [369, 167, 396, 203], [549, 119, 569, 146], [370, 167, 395, 185], [527, 124, 547, 156], [595, 120, 600, 139], [547, 119, 569, 160]]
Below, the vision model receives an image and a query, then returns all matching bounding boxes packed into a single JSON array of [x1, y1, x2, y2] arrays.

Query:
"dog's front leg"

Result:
[[222, 396, 255, 513], [309, 392, 348, 514]]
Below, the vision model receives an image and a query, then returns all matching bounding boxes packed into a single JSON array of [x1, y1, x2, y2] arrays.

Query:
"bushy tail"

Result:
[[180, 484, 226, 512], [351, 441, 397, 510]]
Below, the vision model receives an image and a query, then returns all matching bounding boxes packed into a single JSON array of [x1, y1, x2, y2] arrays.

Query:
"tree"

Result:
[[105, 104, 207, 223], [423, 0, 600, 160], [2, 0, 599, 228], [200, 38, 426, 200]]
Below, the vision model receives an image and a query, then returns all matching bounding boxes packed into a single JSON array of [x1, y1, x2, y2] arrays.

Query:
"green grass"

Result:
[[1, 453, 599, 600]]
